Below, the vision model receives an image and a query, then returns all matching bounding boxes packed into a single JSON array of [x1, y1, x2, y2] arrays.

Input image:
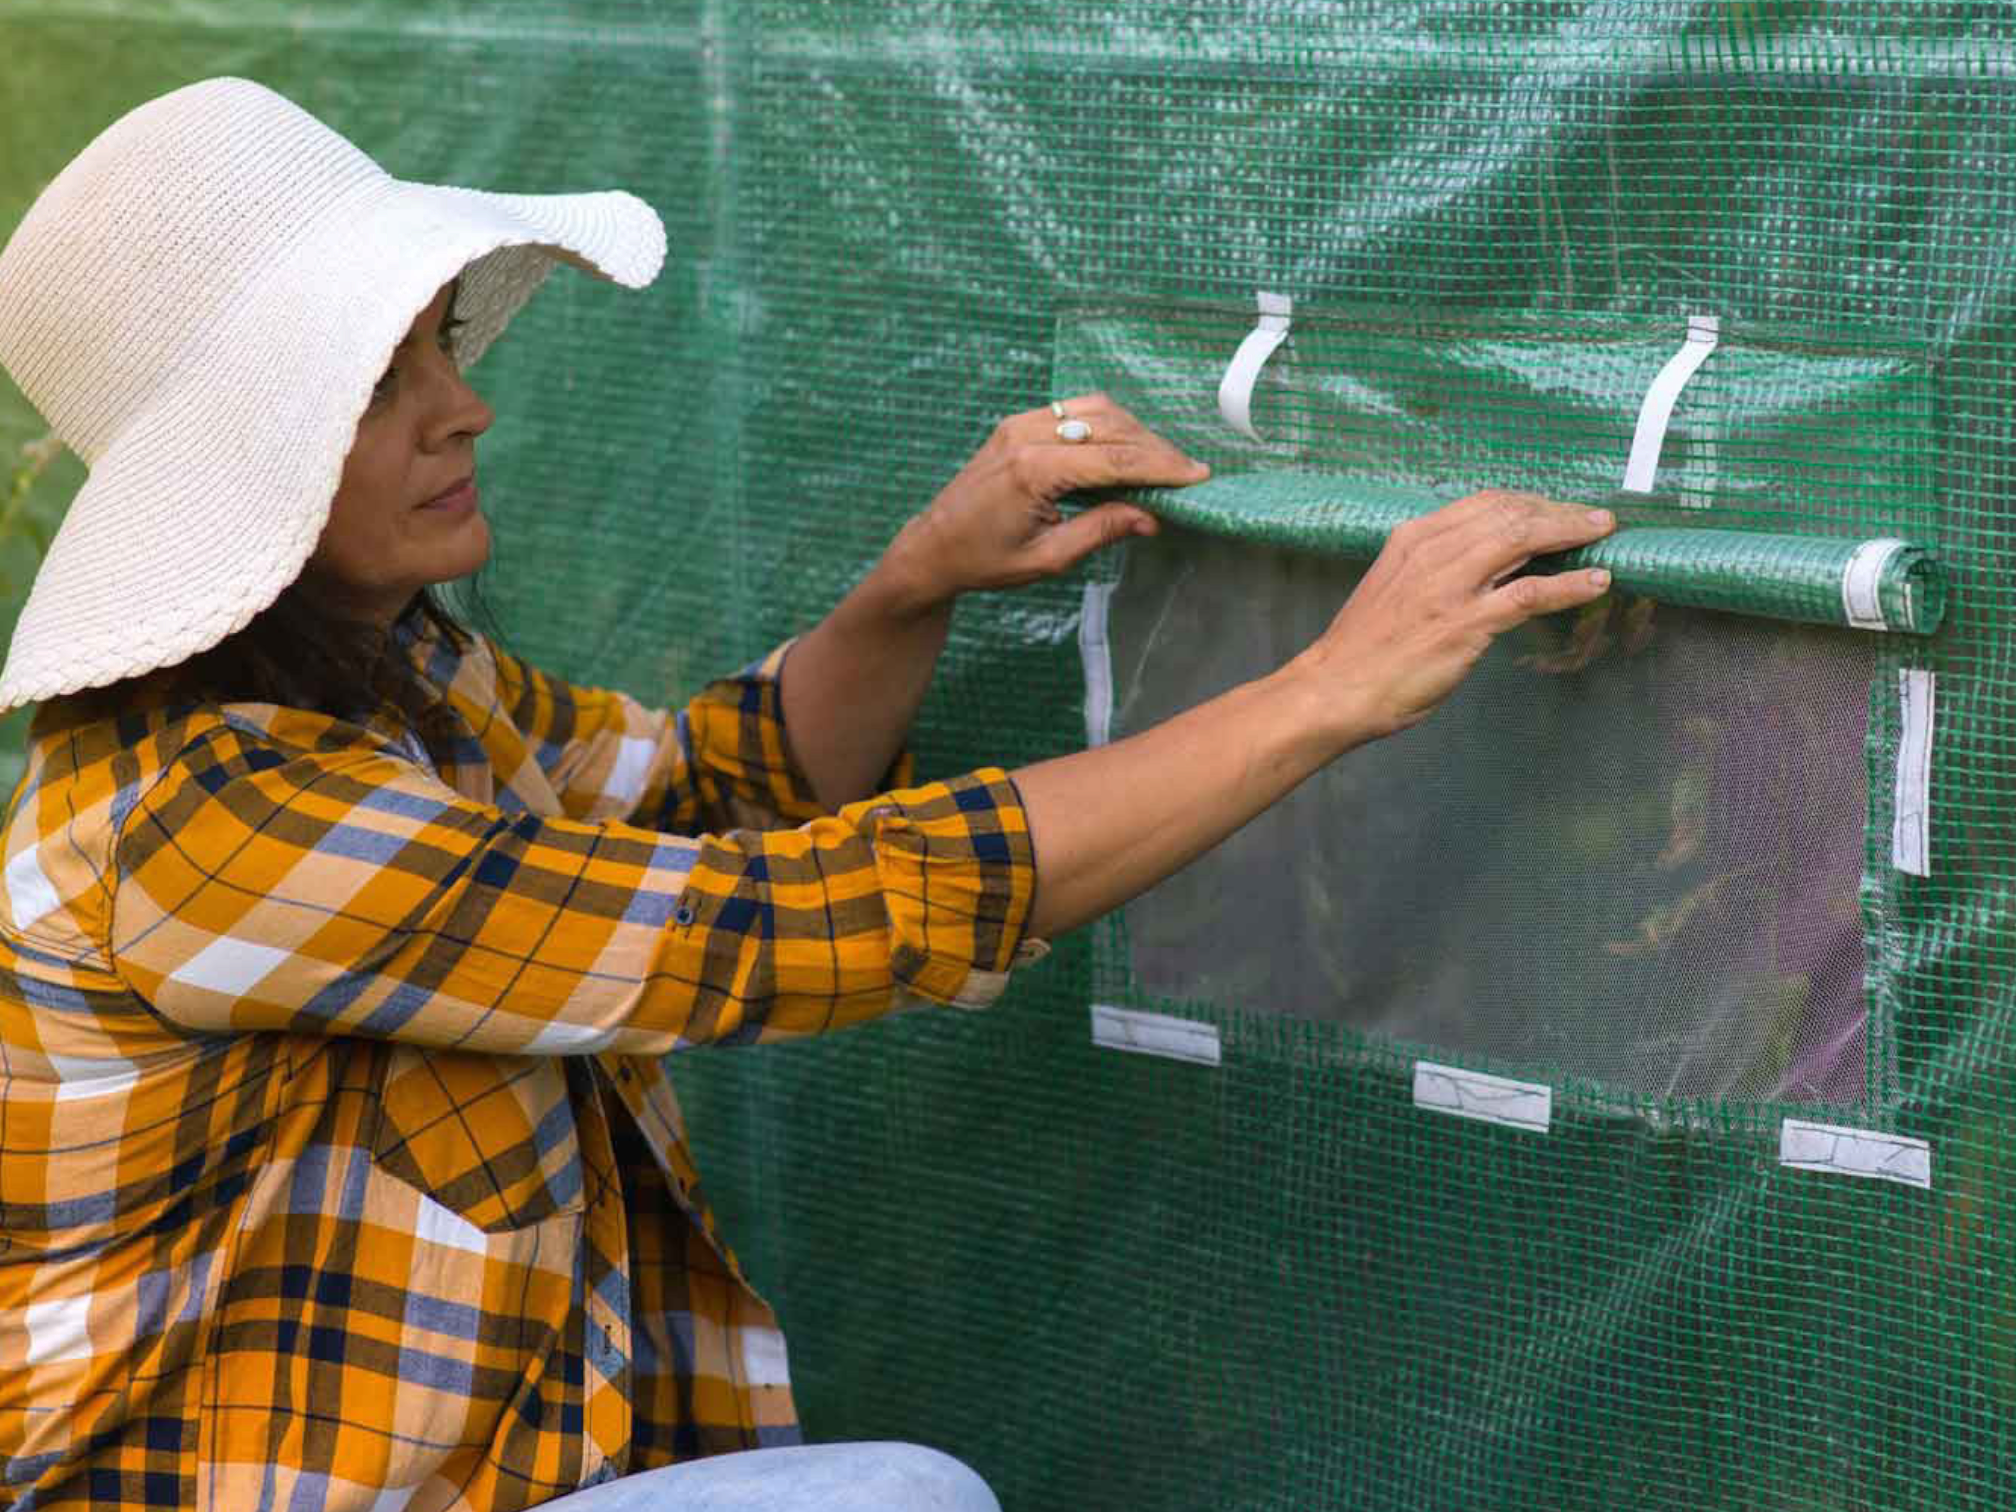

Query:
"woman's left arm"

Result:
[[781, 394, 1208, 808]]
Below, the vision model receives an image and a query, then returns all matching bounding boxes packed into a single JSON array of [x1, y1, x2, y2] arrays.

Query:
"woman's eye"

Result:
[[438, 317, 467, 354]]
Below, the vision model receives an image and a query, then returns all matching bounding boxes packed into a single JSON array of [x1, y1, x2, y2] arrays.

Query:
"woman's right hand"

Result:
[[1011, 486, 1616, 941], [1287, 489, 1616, 747]]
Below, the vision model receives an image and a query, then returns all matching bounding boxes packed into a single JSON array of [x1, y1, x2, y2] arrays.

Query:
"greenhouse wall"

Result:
[[3, 4, 2013, 1508]]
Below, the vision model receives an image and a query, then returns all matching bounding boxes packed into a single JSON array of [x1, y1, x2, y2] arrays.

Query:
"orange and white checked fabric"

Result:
[[0, 629, 1040, 1509]]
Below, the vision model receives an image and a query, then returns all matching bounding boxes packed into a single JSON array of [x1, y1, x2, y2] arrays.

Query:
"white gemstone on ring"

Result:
[[1050, 400, 1068, 419], [1056, 419, 1092, 443]]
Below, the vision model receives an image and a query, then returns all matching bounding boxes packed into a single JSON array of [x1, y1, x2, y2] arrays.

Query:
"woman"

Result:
[[0, 79, 1612, 1511]]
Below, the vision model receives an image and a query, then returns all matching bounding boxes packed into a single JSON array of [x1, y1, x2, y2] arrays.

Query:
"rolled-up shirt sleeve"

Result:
[[107, 717, 1034, 1054], [487, 638, 914, 832]]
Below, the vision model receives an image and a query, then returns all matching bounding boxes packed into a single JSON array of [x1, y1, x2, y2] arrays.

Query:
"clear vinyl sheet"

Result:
[[1107, 530, 1874, 1105]]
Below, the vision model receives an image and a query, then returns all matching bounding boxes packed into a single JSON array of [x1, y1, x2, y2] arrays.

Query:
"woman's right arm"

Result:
[[1012, 490, 1615, 938], [106, 492, 1608, 1053], [107, 724, 1040, 1054]]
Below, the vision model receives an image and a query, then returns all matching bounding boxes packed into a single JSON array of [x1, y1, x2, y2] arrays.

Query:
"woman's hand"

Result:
[[877, 392, 1208, 613], [782, 395, 1199, 806], [1286, 489, 1617, 745], [1011, 488, 1617, 939]]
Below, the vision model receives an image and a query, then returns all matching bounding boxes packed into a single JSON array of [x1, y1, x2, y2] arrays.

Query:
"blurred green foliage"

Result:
[[0, 432, 71, 797]]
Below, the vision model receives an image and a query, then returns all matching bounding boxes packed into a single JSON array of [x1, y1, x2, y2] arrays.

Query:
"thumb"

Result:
[[1032, 502, 1158, 574]]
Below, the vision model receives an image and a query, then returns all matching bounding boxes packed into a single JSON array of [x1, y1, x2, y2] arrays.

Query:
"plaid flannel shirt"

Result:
[[0, 629, 1040, 1510]]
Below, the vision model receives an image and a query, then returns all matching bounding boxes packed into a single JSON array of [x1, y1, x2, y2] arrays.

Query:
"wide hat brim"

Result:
[[0, 176, 664, 711]]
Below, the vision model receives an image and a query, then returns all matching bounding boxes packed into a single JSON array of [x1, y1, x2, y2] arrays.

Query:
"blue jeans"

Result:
[[536, 1443, 1002, 1511]]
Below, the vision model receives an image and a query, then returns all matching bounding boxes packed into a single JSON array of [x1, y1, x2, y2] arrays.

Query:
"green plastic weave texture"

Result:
[[1135, 473, 1947, 632], [2, 5, 2015, 1511]]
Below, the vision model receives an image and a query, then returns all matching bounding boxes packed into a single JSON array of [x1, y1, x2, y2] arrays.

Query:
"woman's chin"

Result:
[[431, 513, 492, 582]]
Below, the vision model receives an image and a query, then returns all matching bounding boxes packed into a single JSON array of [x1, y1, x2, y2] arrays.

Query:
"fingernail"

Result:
[[1587, 509, 1614, 528], [1590, 569, 1612, 587], [1189, 459, 1210, 477]]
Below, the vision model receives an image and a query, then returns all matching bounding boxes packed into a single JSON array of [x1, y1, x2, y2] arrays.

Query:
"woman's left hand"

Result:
[[879, 392, 1209, 612]]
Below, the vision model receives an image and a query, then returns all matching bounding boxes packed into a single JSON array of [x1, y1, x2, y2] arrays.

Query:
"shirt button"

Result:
[[673, 901, 697, 927]]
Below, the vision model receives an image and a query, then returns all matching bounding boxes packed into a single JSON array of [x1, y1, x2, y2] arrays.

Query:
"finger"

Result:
[[1369, 492, 1566, 591], [1479, 567, 1613, 632], [1054, 390, 1118, 422], [1056, 391, 1147, 433], [1025, 394, 1207, 475], [1024, 502, 1158, 575], [1065, 393, 1203, 469], [1014, 439, 1208, 498], [1401, 488, 1564, 550], [1087, 437, 1211, 485], [1443, 498, 1615, 589], [1008, 393, 1117, 440]]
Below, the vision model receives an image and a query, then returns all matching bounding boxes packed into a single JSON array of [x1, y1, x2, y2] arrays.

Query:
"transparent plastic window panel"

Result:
[[1106, 530, 1874, 1105]]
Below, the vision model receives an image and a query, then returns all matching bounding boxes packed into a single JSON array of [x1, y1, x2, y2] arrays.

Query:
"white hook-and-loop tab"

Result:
[[1893, 668, 1935, 877], [1780, 1118, 1931, 1189], [1079, 581, 1116, 749], [1412, 1061, 1552, 1134], [1090, 1004, 1222, 1066], [1218, 291, 1293, 441], [1841, 537, 1909, 632], [1622, 314, 1719, 494]]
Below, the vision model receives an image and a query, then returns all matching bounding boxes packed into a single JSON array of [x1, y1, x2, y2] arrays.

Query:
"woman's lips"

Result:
[[420, 476, 478, 514]]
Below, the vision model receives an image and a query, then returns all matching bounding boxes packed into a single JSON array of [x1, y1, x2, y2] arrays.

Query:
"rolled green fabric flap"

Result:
[[1133, 473, 1946, 635]]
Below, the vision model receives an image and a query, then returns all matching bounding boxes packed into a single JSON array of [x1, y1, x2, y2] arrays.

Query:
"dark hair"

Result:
[[190, 584, 472, 753], [39, 580, 493, 767], [34, 278, 499, 757]]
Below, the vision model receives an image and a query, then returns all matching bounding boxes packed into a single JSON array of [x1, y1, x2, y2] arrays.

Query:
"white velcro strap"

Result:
[[1841, 537, 1909, 631], [1412, 1061, 1551, 1133], [1893, 669, 1935, 876], [1091, 1004, 1221, 1066], [1217, 291, 1292, 442], [1622, 314, 1719, 493], [1079, 580, 1116, 748], [1780, 1119, 1931, 1189]]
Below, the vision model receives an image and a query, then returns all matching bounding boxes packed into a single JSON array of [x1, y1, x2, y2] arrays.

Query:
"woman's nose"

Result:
[[421, 355, 494, 447]]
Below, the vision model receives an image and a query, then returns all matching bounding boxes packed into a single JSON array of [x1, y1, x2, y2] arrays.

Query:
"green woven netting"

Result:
[[5, 4, 2016, 1509], [1127, 474, 1946, 630]]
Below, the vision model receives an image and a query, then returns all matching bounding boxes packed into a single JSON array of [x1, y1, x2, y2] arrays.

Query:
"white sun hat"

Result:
[[0, 76, 666, 711]]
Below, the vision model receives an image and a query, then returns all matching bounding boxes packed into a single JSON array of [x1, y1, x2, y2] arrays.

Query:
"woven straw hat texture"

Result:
[[0, 76, 666, 711]]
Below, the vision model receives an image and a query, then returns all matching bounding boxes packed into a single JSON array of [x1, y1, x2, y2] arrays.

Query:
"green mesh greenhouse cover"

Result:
[[3, 3, 2015, 1508]]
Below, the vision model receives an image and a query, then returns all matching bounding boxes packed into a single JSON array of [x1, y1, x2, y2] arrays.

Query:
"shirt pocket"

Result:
[[370, 1045, 587, 1232]]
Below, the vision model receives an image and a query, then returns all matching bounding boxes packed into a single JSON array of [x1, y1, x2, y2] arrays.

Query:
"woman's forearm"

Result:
[[779, 547, 952, 809], [1014, 492, 1619, 941], [1011, 659, 1361, 940], [779, 396, 1197, 808]]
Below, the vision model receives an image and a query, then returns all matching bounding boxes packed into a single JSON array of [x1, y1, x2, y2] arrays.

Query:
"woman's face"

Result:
[[305, 281, 495, 625]]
